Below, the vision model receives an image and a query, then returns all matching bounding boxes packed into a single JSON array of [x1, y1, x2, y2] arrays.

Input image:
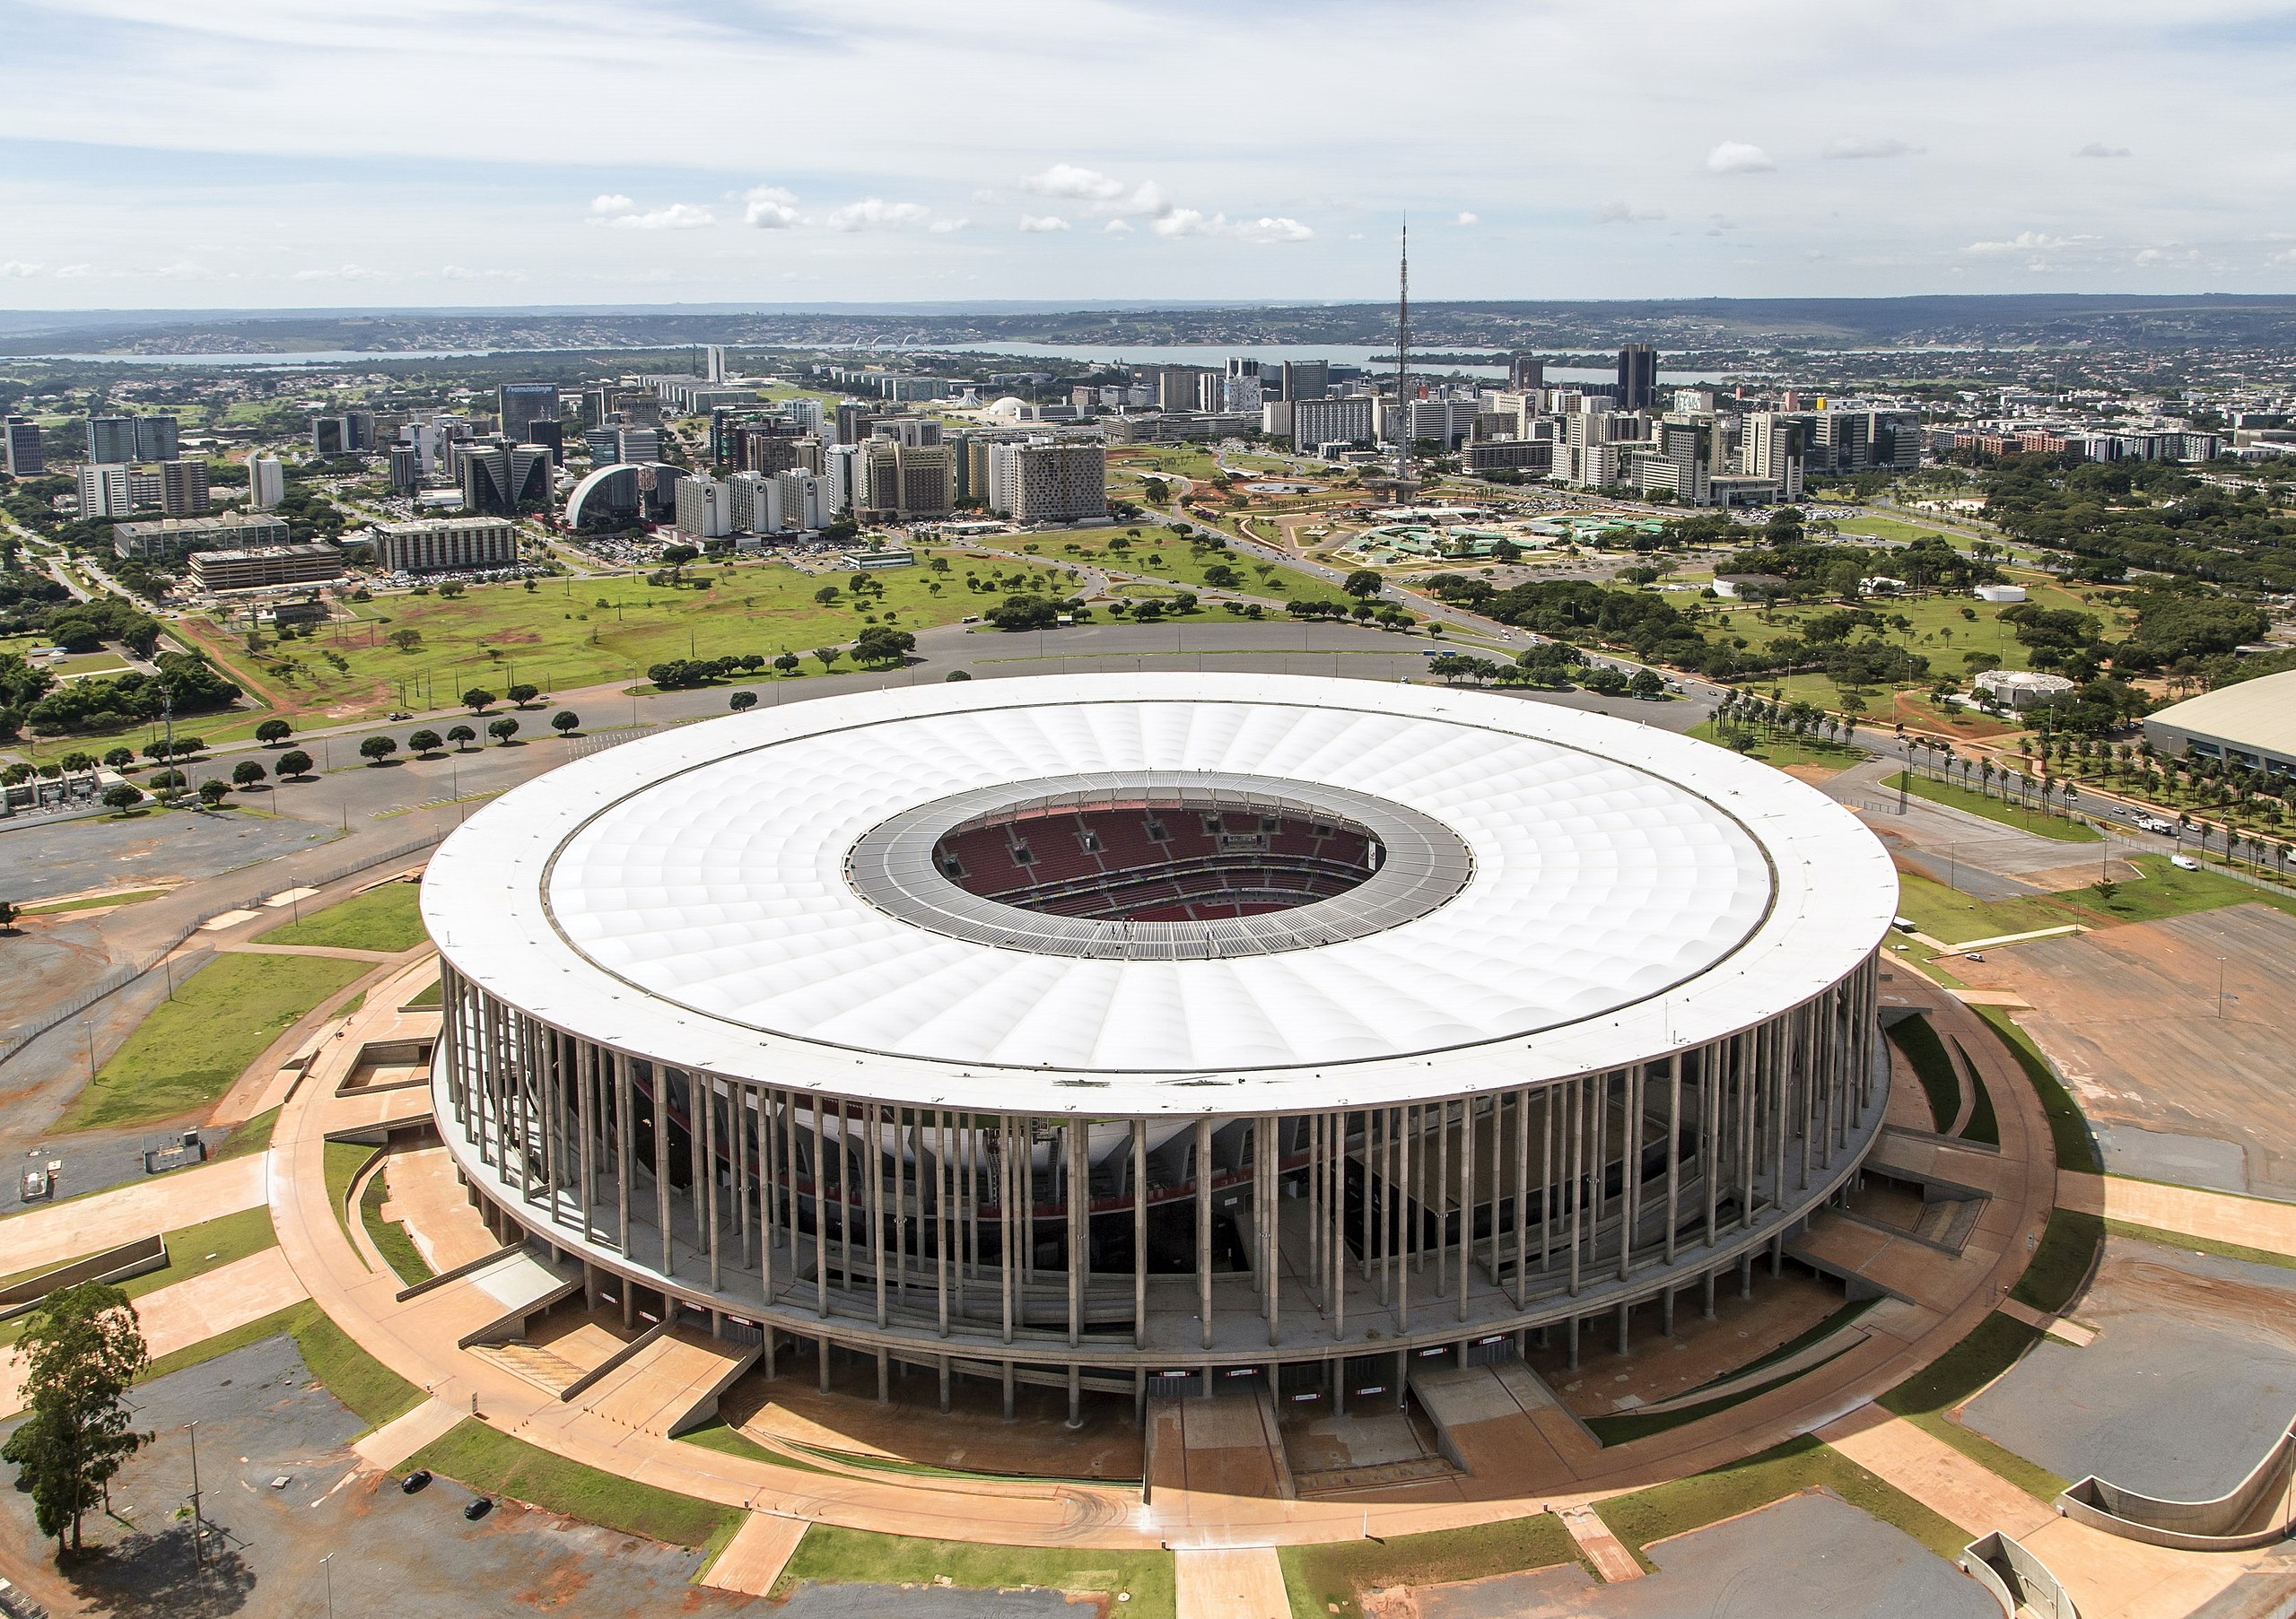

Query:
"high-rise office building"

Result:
[[4, 416, 42, 476], [834, 402, 876, 447], [581, 427, 620, 464], [860, 440, 952, 520], [1154, 367, 1205, 411], [1278, 361, 1330, 403], [674, 474, 732, 539], [459, 442, 547, 514], [88, 415, 137, 465], [158, 459, 210, 517], [615, 426, 662, 464], [523, 418, 564, 464], [372, 517, 519, 574], [312, 416, 347, 457], [1507, 353, 1544, 392], [135, 415, 180, 462], [1617, 344, 1659, 413], [1288, 396, 1373, 451], [704, 345, 728, 383], [497, 383, 561, 447], [388, 445, 423, 494], [76, 464, 135, 518], [344, 411, 375, 452], [249, 455, 285, 510], [1008, 442, 1108, 525]]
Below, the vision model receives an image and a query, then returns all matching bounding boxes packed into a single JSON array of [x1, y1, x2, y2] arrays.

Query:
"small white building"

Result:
[[1976, 584, 2027, 603]]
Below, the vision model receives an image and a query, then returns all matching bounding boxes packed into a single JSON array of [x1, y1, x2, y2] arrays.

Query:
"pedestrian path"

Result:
[[2059, 1171, 2296, 1256], [1815, 1405, 2055, 1538], [700, 1512, 808, 1597], [1558, 1502, 1643, 1581], [0, 1153, 266, 1275], [1175, 1545, 1288, 1618]]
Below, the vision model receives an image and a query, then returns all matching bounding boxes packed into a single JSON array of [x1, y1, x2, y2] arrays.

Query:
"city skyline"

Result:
[[1, 0, 2292, 308]]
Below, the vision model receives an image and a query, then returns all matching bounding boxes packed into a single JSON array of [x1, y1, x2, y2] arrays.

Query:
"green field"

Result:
[[22, 888, 165, 916], [260, 878, 426, 952], [178, 550, 1078, 727], [63, 953, 371, 1130], [1887, 770, 2100, 841], [1279, 1515, 1582, 1618], [408, 1419, 744, 1550], [1048, 533, 1350, 604], [778, 1525, 1174, 1617]]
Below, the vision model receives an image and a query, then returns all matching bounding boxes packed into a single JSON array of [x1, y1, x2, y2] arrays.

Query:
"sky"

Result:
[[1, 0, 2292, 311]]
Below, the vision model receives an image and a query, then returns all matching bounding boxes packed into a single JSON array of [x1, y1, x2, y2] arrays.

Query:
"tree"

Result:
[[813, 646, 843, 672], [773, 652, 800, 676], [462, 688, 495, 713], [487, 716, 520, 744], [359, 735, 398, 765], [2, 1282, 150, 1554], [231, 759, 266, 789], [255, 718, 292, 745], [196, 778, 229, 806], [2092, 878, 2120, 905], [1342, 569, 1384, 600], [851, 626, 916, 667], [507, 683, 539, 708], [407, 728, 443, 755], [550, 709, 579, 736], [447, 724, 476, 750], [101, 747, 133, 770], [387, 628, 423, 653], [729, 690, 759, 712], [1627, 669, 1665, 700], [276, 749, 313, 779], [660, 544, 699, 582], [100, 784, 141, 814], [438, 580, 466, 599], [814, 584, 842, 605]]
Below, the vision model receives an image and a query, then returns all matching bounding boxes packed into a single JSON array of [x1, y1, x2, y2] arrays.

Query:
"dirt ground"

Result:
[[1949, 904, 2296, 1197]]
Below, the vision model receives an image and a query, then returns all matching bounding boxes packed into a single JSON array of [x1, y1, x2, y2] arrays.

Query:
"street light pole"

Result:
[[186, 1421, 204, 1569], [321, 1552, 335, 1617]]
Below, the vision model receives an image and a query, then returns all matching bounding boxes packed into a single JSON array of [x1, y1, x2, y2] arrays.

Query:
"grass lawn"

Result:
[[2090, 854, 2296, 926], [2011, 1208, 2105, 1316], [139, 1301, 309, 1383], [1950, 1039, 2001, 1145], [1875, 1312, 2068, 1501], [0, 1205, 278, 1345], [1687, 718, 1864, 773], [778, 1524, 1174, 1617], [62, 953, 371, 1131], [22, 888, 165, 916], [1594, 1435, 1969, 1564], [170, 548, 1080, 733], [1895, 870, 2089, 946], [1973, 1006, 2102, 1172], [408, 1419, 744, 1550], [1279, 1514, 1582, 1618], [260, 878, 426, 952], [403, 978, 443, 1008], [362, 1159, 434, 1286], [291, 1301, 425, 1429], [1886, 771, 2100, 842], [213, 1105, 282, 1161], [1886, 1014, 1960, 1132], [1052, 535, 1350, 605], [326, 1140, 378, 1263]]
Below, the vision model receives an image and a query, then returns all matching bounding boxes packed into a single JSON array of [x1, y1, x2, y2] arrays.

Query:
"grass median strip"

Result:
[[360, 1158, 435, 1287], [406, 1419, 743, 1550], [63, 952, 371, 1131], [1885, 770, 2100, 842], [325, 1140, 379, 1266], [1280, 1514, 1582, 1618], [1887, 1014, 1961, 1133], [1875, 1311, 2069, 1502], [1594, 1434, 1969, 1565], [1973, 1005, 2101, 1172], [2010, 1207, 2105, 1316], [259, 878, 427, 952], [776, 1524, 1174, 1618], [1951, 1039, 2001, 1145]]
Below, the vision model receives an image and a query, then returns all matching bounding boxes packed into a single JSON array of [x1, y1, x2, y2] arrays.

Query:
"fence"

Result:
[[0, 831, 443, 1070]]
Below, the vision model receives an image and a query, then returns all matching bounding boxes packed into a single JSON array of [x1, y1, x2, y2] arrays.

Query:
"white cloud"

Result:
[[1707, 141, 1775, 174], [1824, 136, 1923, 160], [2074, 142, 2131, 159], [826, 197, 930, 231], [0, 261, 39, 276], [589, 193, 634, 214], [1152, 209, 1211, 239], [2134, 247, 2198, 265], [742, 186, 800, 229], [1594, 202, 1665, 223], [1455, 211, 1480, 226], [928, 216, 970, 233], [54, 264, 96, 278], [1232, 216, 1314, 244], [1964, 231, 2084, 255], [1017, 213, 1070, 233], [2274, 248, 2296, 265], [436, 265, 522, 281], [291, 263, 385, 280], [1021, 163, 1128, 203], [607, 203, 716, 230], [1104, 219, 1134, 235]]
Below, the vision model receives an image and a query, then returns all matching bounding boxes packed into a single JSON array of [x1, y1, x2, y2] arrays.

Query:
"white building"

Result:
[[76, 464, 135, 518], [1009, 441, 1107, 525], [372, 516, 519, 574], [774, 468, 826, 532], [1975, 584, 2028, 604], [1288, 396, 1374, 452], [1975, 669, 2076, 710], [249, 455, 285, 510], [673, 474, 732, 540]]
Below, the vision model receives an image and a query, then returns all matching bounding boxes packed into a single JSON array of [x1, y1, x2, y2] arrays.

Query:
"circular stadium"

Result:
[[422, 673, 1897, 1421]]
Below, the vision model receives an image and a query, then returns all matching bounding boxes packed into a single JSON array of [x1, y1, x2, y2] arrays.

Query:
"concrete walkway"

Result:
[[0, 1244, 306, 1416], [1175, 1545, 1288, 1618], [0, 1152, 267, 1274], [1815, 1405, 2055, 1538], [701, 1512, 809, 1598], [2060, 1171, 2296, 1253]]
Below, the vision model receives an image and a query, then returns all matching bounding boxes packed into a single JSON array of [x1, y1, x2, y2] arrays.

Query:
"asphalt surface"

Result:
[[1416, 1492, 1990, 1619], [0, 1334, 763, 1617], [1965, 1232, 2296, 1500]]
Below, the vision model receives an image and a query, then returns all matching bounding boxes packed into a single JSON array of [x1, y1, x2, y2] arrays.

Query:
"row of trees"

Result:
[[356, 712, 574, 762]]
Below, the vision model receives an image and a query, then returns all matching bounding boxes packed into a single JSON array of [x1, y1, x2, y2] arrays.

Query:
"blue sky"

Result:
[[1, 0, 2291, 309]]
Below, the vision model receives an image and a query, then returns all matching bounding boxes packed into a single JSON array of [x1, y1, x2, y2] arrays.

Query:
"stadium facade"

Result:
[[423, 675, 1896, 1419]]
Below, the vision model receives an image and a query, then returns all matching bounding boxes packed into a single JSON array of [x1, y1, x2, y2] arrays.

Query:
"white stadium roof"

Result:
[[423, 674, 1895, 1115]]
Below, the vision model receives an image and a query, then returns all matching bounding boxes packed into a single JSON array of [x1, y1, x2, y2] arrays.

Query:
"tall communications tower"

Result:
[[1394, 220, 1411, 492]]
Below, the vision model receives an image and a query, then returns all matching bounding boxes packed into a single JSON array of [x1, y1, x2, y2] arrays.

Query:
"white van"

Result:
[[2170, 854, 2201, 872]]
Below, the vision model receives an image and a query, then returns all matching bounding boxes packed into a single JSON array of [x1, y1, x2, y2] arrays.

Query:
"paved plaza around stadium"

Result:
[[10, 640, 2296, 1615]]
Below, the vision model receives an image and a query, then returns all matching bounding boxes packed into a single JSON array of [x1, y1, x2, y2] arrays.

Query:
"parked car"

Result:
[[399, 1469, 432, 1493]]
